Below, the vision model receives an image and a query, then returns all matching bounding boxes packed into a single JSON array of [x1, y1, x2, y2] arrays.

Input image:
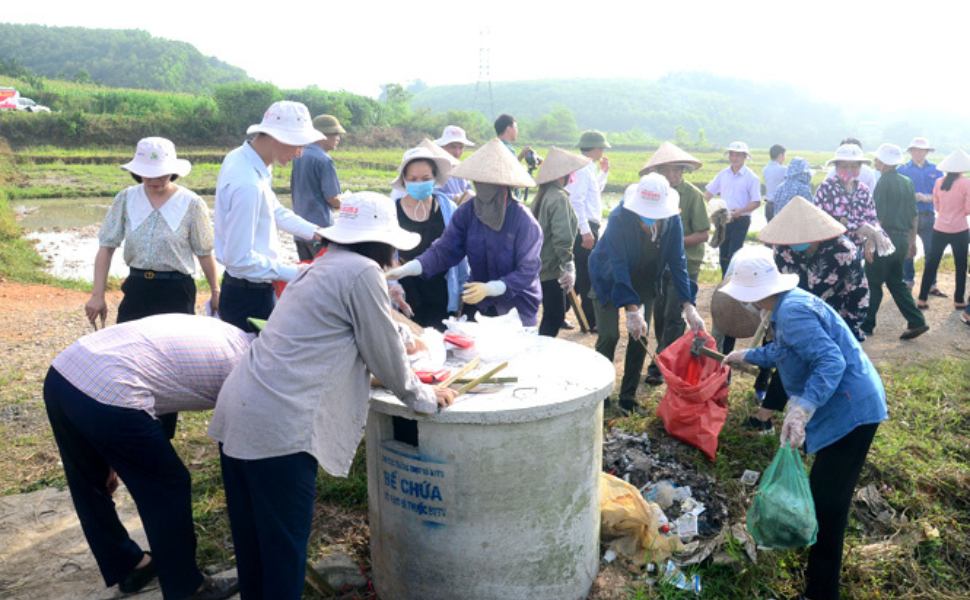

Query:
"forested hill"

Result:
[[412, 73, 850, 150], [0, 23, 251, 94]]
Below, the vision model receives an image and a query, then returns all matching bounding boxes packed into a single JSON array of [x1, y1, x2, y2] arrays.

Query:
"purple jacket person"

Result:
[[387, 138, 542, 326]]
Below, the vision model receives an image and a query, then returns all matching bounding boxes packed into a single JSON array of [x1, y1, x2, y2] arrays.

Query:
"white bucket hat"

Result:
[[121, 137, 191, 178], [391, 147, 453, 191], [434, 126, 476, 147], [906, 137, 935, 153], [318, 192, 420, 250], [937, 149, 970, 174], [719, 247, 799, 303], [723, 141, 753, 159], [872, 143, 906, 167], [825, 143, 872, 167], [623, 173, 681, 219], [246, 101, 325, 146]]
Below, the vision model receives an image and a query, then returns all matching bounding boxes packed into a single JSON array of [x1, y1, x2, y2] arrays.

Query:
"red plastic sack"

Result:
[[655, 331, 730, 460], [273, 246, 328, 298]]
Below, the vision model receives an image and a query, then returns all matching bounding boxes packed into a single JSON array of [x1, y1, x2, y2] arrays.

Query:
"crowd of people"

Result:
[[43, 99, 969, 600]]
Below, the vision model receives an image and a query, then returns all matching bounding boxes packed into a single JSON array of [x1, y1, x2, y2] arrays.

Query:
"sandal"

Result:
[[955, 302, 967, 310], [900, 325, 930, 340], [916, 301, 929, 310], [960, 315, 970, 327], [929, 287, 948, 298]]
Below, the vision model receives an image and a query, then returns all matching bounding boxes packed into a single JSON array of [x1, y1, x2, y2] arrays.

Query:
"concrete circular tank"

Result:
[[366, 336, 614, 600]]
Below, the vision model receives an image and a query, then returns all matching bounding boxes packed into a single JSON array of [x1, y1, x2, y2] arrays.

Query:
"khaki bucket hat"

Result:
[[451, 138, 537, 188], [578, 130, 611, 149], [757, 196, 846, 245], [312, 114, 346, 135], [639, 141, 703, 177], [535, 147, 591, 185]]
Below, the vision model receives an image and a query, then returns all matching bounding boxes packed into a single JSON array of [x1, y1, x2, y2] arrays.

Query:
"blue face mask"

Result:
[[789, 243, 811, 252], [640, 216, 657, 227], [406, 180, 435, 200]]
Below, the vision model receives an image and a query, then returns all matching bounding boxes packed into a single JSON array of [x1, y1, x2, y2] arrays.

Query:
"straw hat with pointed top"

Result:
[[757, 196, 846, 245], [937, 149, 970, 173], [418, 138, 460, 168], [639, 141, 704, 177], [451, 138, 537, 188], [535, 147, 591, 185]]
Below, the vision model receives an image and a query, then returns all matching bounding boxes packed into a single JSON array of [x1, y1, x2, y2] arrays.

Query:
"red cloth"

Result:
[[273, 247, 328, 298], [655, 331, 730, 460]]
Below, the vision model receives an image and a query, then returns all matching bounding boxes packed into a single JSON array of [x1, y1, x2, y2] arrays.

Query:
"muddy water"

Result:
[[20, 194, 299, 282]]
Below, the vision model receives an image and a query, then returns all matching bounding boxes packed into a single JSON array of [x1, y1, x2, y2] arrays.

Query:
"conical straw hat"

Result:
[[757, 196, 846, 245], [418, 138, 460, 168], [711, 275, 762, 338], [535, 147, 591, 185], [937, 148, 970, 173], [451, 138, 537, 188], [638, 142, 703, 176]]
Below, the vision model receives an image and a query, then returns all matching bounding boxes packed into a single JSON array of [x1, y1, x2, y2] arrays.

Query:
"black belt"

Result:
[[222, 273, 273, 290], [129, 268, 191, 280]]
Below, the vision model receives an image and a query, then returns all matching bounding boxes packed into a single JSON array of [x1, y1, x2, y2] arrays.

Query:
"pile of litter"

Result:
[[603, 429, 729, 539]]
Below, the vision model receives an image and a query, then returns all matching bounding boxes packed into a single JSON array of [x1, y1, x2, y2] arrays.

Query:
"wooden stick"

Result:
[[438, 357, 480, 388], [750, 309, 773, 348], [568, 289, 590, 333], [453, 376, 518, 384], [454, 362, 509, 396]]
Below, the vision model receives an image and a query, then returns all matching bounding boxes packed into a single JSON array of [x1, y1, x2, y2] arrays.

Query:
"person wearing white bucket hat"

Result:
[[704, 141, 762, 276], [86, 137, 220, 335], [588, 173, 706, 411], [814, 143, 879, 248], [210, 191, 456, 600], [824, 138, 878, 192], [898, 137, 944, 292], [916, 149, 970, 317], [721, 246, 887, 600], [389, 147, 468, 329], [864, 143, 928, 339], [435, 125, 476, 203], [214, 101, 329, 332]]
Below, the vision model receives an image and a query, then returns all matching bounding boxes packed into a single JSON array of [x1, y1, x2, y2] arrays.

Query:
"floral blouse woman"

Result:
[[813, 144, 878, 248], [85, 137, 219, 326]]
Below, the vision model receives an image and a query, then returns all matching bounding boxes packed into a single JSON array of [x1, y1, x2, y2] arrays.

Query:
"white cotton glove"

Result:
[[683, 304, 707, 333], [780, 398, 816, 448], [387, 281, 413, 317], [625, 306, 648, 340], [386, 260, 422, 280], [721, 349, 749, 367], [857, 223, 896, 258], [462, 280, 507, 304], [558, 261, 576, 292]]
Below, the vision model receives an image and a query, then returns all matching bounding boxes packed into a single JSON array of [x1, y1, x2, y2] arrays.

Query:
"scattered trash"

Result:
[[603, 549, 617, 564], [741, 470, 761, 486], [661, 560, 702, 594], [600, 473, 684, 566], [852, 484, 907, 536], [676, 513, 699, 538]]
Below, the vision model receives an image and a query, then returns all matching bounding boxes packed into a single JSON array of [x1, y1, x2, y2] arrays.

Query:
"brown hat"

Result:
[[312, 114, 346, 135], [639, 142, 703, 177], [711, 275, 762, 338], [757, 196, 846, 245], [535, 147, 591, 185], [452, 138, 536, 188], [419, 138, 460, 168]]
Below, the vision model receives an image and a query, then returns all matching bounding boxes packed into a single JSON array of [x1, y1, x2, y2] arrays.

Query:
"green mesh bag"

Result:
[[747, 443, 818, 549]]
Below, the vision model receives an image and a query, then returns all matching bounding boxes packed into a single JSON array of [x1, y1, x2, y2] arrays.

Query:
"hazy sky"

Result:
[[5, 0, 964, 114]]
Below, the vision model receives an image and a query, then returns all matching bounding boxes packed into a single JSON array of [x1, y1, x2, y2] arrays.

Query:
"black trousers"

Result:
[[538, 278, 567, 337], [918, 229, 969, 304], [574, 221, 600, 329], [219, 274, 276, 333], [44, 368, 204, 599], [220, 448, 318, 600], [806, 422, 879, 600]]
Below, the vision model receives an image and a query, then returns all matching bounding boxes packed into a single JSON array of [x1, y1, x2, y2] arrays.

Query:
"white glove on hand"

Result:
[[386, 260, 422, 280], [780, 399, 816, 448], [387, 281, 413, 317], [721, 349, 749, 366], [558, 261, 576, 291], [683, 304, 706, 332], [625, 306, 648, 340], [462, 280, 507, 304]]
